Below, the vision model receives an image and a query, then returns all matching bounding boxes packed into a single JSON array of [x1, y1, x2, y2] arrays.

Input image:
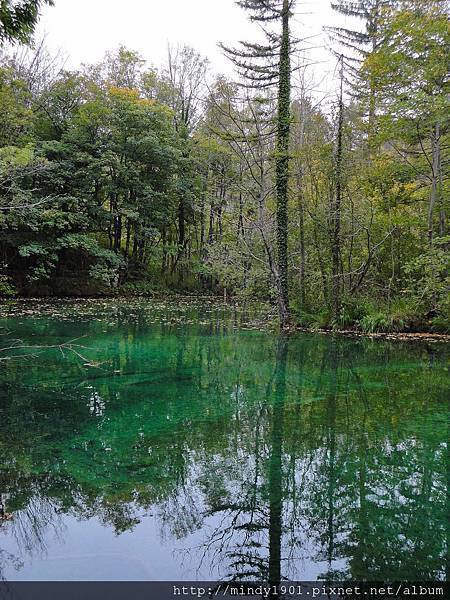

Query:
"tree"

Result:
[[331, 56, 344, 320], [0, 63, 32, 145], [160, 45, 208, 278], [0, 49, 183, 294], [0, 0, 53, 45], [102, 45, 145, 89], [221, 0, 296, 329], [366, 0, 449, 246], [327, 0, 393, 141]]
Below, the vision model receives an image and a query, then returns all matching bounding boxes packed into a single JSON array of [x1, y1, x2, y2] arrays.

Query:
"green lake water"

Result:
[[0, 299, 448, 581]]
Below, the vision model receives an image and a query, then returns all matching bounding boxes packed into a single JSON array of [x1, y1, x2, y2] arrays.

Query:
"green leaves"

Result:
[[0, 45, 195, 295], [0, 0, 54, 45]]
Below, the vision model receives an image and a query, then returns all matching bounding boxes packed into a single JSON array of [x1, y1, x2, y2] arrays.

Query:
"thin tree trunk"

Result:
[[429, 121, 440, 247], [438, 146, 445, 237], [295, 98, 307, 311], [218, 164, 225, 241], [312, 220, 328, 303], [108, 197, 114, 250], [367, 13, 379, 150], [178, 199, 185, 249], [332, 56, 344, 321], [299, 195, 306, 309], [238, 191, 244, 237], [208, 204, 214, 244], [161, 228, 167, 273], [132, 226, 138, 258], [200, 172, 207, 255], [238, 166, 244, 237], [125, 219, 131, 257], [114, 213, 122, 254]]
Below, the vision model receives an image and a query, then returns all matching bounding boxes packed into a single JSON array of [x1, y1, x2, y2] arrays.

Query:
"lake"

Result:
[[0, 299, 447, 581]]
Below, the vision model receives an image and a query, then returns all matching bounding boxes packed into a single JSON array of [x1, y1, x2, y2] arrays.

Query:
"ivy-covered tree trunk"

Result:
[[275, 0, 291, 329]]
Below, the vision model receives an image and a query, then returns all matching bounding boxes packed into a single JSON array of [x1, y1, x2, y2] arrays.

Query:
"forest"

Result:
[[0, 0, 448, 333]]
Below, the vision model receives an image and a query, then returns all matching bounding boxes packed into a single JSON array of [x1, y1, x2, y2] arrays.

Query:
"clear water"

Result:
[[0, 300, 448, 581]]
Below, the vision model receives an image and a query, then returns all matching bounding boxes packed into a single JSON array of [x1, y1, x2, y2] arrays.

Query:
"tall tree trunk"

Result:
[[332, 56, 344, 321], [208, 204, 214, 244], [298, 186, 306, 310], [217, 205, 223, 241], [125, 219, 131, 257], [114, 213, 122, 254], [108, 197, 114, 250], [368, 77, 376, 148], [138, 220, 146, 263], [218, 168, 226, 241], [238, 166, 244, 237], [178, 199, 185, 249], [367, 5, 379, 150], [161, 228, 167, 273], [200, 172, 207, 256], [176, 198, 186, 283], [275, 0, 291, 329], [132, 225, 138, 258], [295, 102, 306, 311], [429, 121, 441, 246], [438, 142, 445, 237], [238, 191, 244, 237]]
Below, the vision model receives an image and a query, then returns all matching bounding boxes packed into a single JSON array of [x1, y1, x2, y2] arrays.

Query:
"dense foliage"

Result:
[[0, 0, 448, 332]]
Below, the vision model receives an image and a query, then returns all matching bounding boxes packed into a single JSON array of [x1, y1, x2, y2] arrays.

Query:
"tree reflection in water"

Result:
[[0, 307, 447, 581]]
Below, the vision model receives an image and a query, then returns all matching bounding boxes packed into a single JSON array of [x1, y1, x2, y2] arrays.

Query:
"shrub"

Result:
[[358, 299, 417, 333], [0, 274, 17, 297], [119, 281, 163, 297]]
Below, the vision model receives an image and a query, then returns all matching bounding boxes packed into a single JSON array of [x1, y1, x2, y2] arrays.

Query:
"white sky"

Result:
[[35, 0, 349, 104]]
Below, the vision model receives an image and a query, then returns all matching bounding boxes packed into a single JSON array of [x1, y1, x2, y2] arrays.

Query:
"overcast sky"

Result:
[[35, 0, 350, 104]]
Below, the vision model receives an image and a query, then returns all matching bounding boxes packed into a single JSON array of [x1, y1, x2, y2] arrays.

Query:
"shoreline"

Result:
[[0, 295, 449, 343], [293, 326, 450, 343]]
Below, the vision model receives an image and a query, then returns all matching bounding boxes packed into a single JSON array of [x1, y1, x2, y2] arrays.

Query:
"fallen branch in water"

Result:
[[0, 334, 105, 367]]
